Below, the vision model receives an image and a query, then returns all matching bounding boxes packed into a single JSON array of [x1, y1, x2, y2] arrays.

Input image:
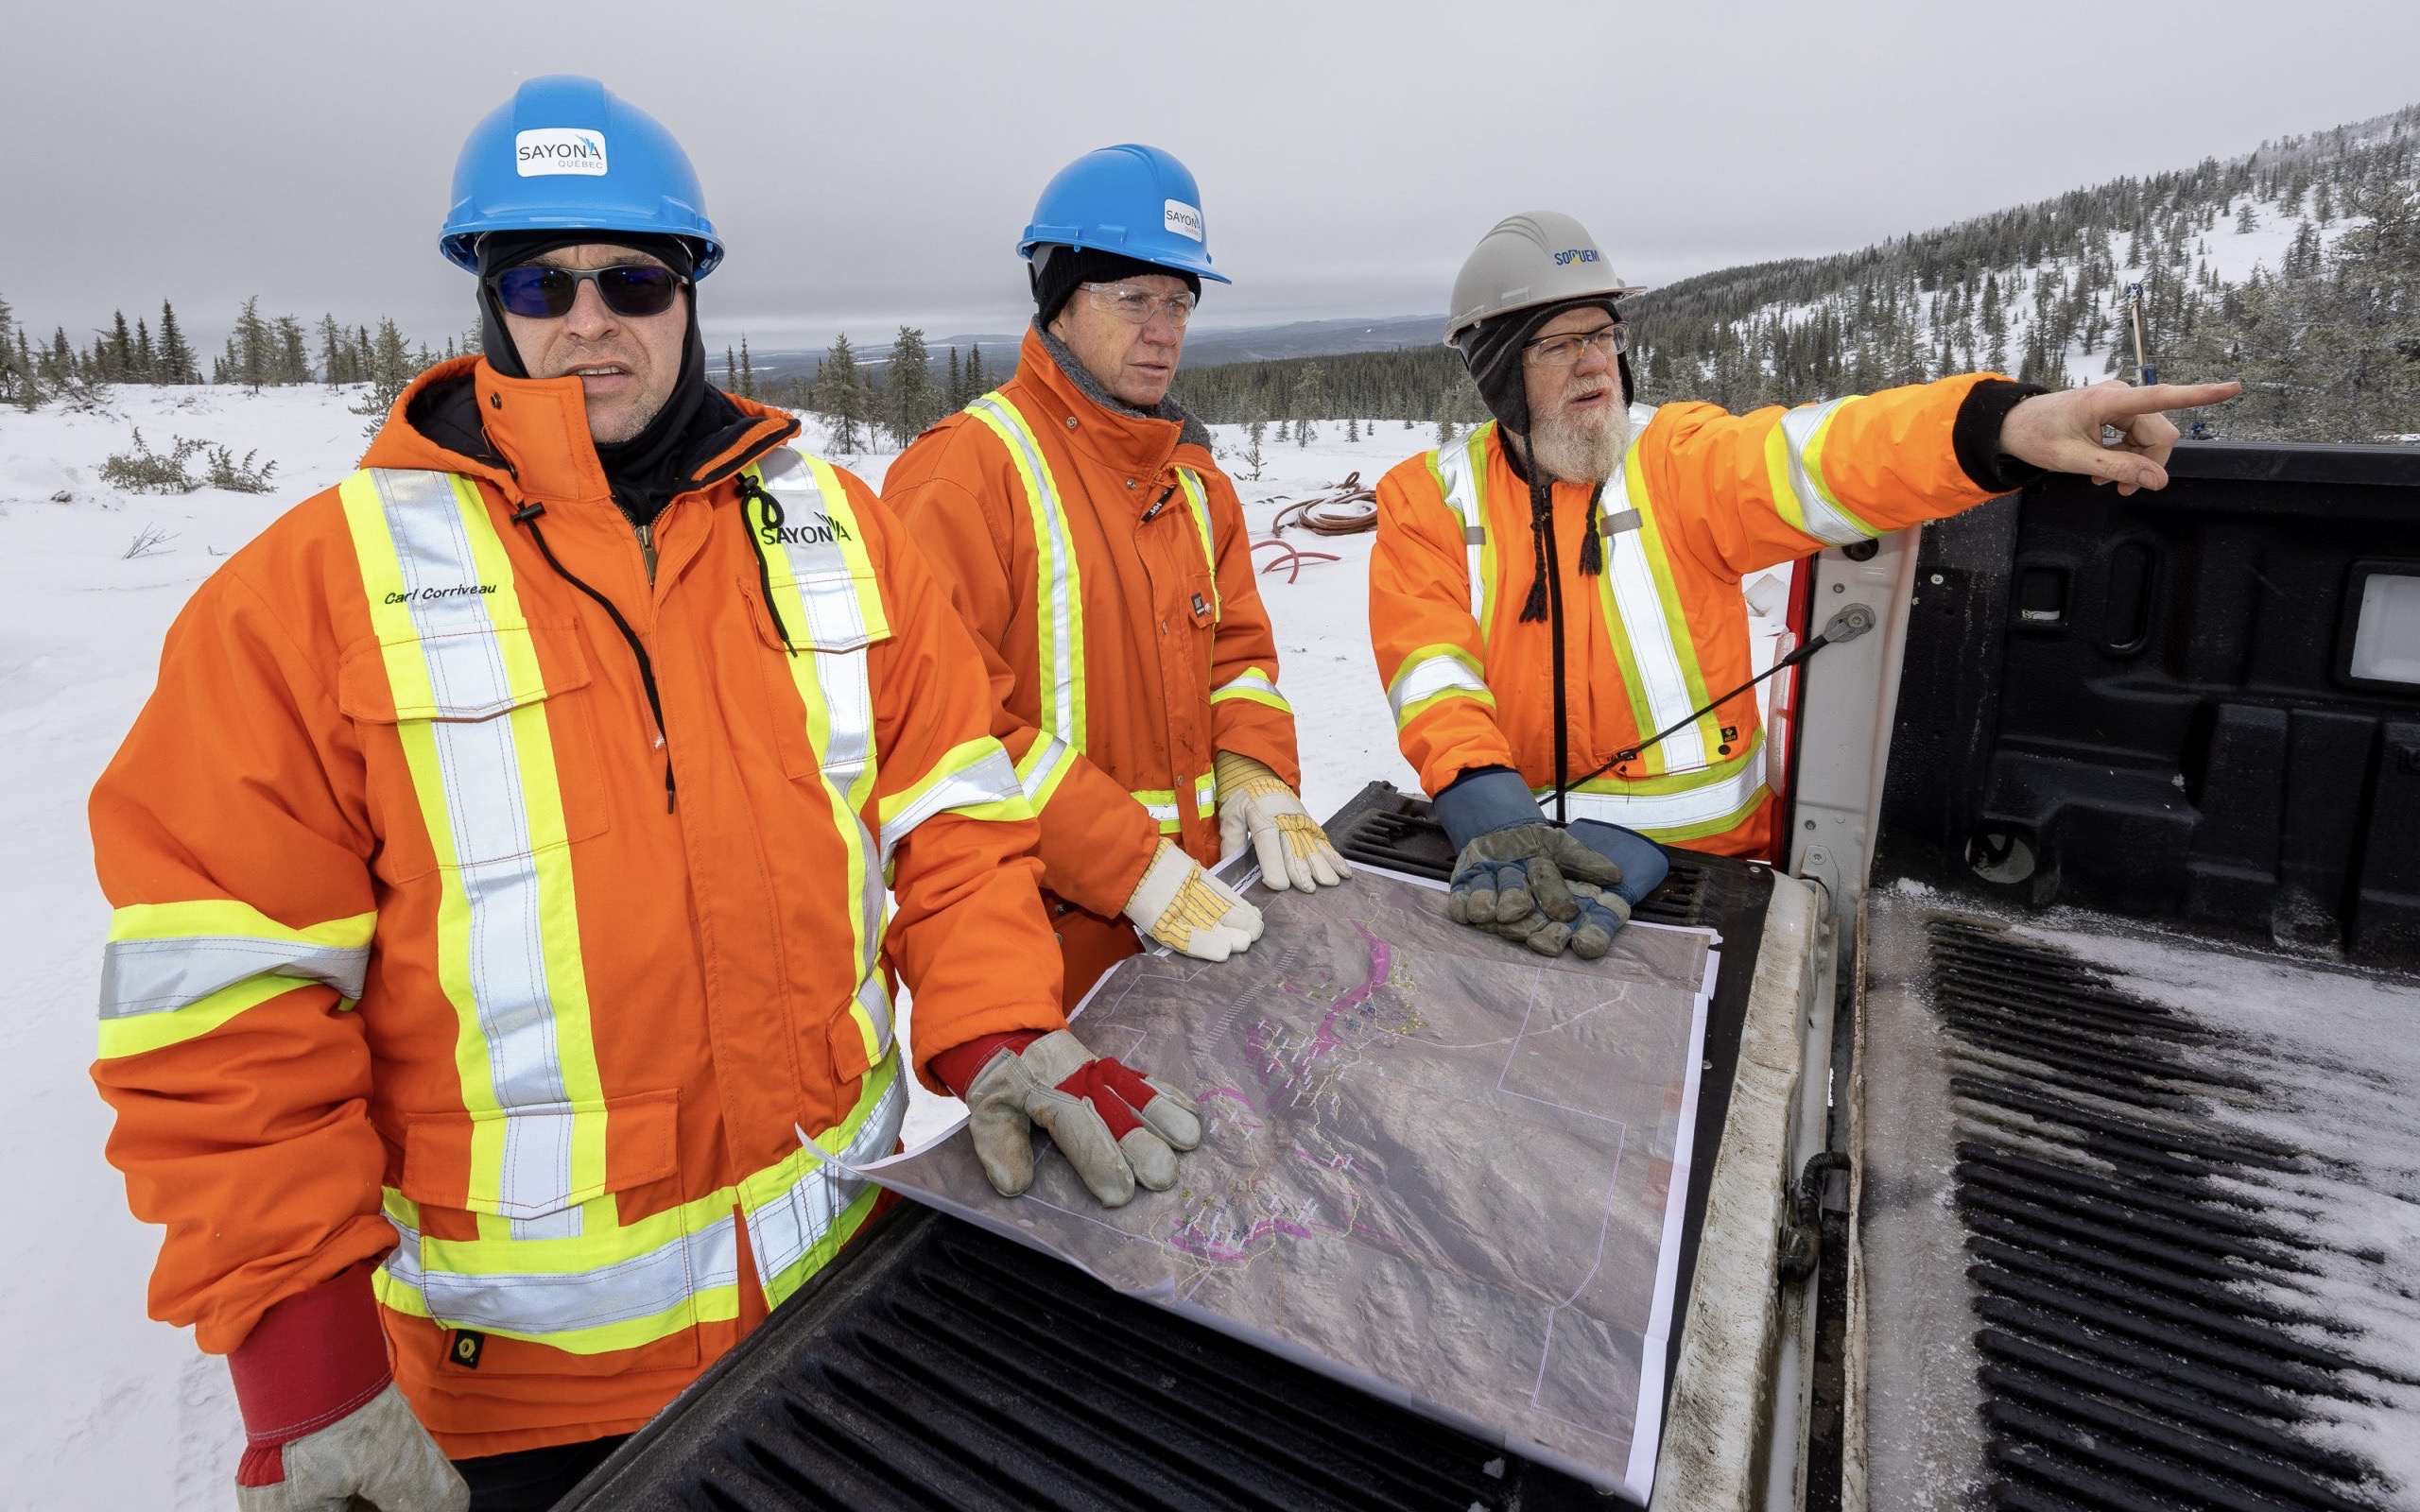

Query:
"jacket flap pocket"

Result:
[[398, 1089, 680, 1220], [338, 619, 593, 724]]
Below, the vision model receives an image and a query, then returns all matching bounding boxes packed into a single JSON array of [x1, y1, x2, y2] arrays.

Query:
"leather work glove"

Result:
[[229, 1261, 467, 1512], [1123, 836, 1264, 961], [1431, 768, 1626, 944], [1215, 750, 1353, 893], [931, 1029, 1203, 1207], [1491, 879, 1633, 960]]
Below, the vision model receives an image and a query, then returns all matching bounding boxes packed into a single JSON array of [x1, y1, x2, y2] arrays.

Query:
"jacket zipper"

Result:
[[510, 502, 678, 812], [636, 520, 658, 587]]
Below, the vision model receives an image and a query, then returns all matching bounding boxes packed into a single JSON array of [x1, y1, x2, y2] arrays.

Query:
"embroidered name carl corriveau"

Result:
[[383, 584, 498, 606]]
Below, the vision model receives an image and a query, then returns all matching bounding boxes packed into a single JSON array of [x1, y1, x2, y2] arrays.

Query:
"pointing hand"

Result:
[[1997, 379, 2242, 495]]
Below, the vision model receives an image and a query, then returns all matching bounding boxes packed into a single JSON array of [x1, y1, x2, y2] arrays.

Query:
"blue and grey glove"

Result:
[[1432, 769, 1626, 944]]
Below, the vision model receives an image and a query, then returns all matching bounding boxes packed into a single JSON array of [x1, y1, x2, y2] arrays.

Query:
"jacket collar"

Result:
[[1015, 326, 1217, 484], [362, 356, 798, 507]]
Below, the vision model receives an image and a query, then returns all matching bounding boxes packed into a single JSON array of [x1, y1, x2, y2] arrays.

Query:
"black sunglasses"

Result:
[[488, 264, 686, 319]]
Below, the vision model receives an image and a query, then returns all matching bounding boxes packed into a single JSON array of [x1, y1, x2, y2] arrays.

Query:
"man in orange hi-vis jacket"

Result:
[[88, 79, 1201, 1512], [888, 145, 1351, 1005], [1370, 211, 2238, 961]]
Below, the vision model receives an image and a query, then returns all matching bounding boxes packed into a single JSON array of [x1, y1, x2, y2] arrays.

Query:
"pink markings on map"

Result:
[[1173, 921, 1395, 1263]]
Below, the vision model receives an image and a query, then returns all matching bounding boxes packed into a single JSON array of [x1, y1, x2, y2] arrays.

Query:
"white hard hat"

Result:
[[1444, 212, 1646, 346]]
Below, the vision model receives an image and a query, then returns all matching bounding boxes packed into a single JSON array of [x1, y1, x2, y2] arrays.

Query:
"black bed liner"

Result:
[[562, 782, 1774, 1510]]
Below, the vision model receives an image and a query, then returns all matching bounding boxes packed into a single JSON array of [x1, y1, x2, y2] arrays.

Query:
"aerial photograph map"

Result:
[[864, 866, 1719, 1500]]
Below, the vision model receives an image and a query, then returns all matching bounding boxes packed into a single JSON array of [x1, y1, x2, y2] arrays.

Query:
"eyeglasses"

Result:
[[1082, 282, 1198, 328], [1522, 324, 1631, 368], [488, 264, 686, 319]]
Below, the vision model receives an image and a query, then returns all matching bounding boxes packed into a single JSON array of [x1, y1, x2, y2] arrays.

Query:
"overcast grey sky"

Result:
[[7, 0, 2418, 357]]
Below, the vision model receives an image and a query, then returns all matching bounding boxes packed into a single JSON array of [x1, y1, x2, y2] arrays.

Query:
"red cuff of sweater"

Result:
[[227, 1259, 391, 1448], [929, 1030, 1044, 1098]]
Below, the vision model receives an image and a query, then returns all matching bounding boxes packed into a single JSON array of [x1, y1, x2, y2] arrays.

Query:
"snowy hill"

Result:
[[1625, 106, 2420, 438]]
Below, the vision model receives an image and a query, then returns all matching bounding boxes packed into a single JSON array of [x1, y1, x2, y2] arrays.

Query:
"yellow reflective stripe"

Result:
[[1386, 644, 1495, 729], [1589, 438, 1715, 777], [1551, 734, 1769, 841], [966, 394, 1085, 808], [1773, 397, 1884, 544], [743, 1054, 905, 1307], [95, 972, 312, 1059], [1626, 455, 1726, 767], [107, 901, 372, 948], [743, 455, 890, 1056], [338, 470, 608, 1224], [1209, 664, 1291, 714], [1132, 787, 1182, 833], [373, 1056, 906, 1351], [1177, 469, 1220, 621], [1195, 771, 1217, 819], [1430, 424, 1497, 644]]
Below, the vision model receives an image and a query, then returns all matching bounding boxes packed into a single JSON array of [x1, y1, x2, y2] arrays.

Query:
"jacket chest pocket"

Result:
[[744, 572, 890, 786], [338, 619, 610, 884]]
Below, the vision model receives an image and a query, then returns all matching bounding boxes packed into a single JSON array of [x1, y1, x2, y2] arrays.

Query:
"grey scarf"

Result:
[[1036, 322, 1214, 452]]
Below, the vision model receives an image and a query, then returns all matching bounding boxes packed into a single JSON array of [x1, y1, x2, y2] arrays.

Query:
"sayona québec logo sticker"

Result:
[[514, 129, 608, 178]]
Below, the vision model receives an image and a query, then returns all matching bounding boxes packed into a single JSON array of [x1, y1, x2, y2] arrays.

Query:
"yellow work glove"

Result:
[[1214, 751, 1352, 894], [1123, 837, 1264, 961]]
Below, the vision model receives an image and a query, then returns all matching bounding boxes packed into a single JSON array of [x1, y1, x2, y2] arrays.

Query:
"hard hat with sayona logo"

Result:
[[1018, 144, 1232, 284], [440, 76, 724, 277], [1443, 211, 1645, 345]]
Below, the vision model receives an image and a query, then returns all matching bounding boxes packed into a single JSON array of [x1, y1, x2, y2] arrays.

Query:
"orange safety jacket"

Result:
[[884, 328, 1302, 995], [1370, 376, 2009, 858], [88, 358, 1063, 1457]]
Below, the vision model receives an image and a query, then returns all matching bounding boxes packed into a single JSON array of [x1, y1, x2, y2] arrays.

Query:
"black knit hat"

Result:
[[1453, 296, 1631, 437], [1030, 245, 1204, 328]]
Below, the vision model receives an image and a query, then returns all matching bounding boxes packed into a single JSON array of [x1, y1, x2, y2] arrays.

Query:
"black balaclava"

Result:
[[1453, 296, 1634, 618], [475, 230, 726, 526], [1453, 296, 1633, 440], [1030, 245, 1203, 328]]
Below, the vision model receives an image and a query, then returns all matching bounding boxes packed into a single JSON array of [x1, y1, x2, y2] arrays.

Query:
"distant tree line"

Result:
[[0, 291, 472, 417]]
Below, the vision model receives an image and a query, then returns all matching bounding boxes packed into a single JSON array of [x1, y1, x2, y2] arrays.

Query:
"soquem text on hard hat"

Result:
[[1163, 199, 1205, 242], [1553, 248, 1602, 266], [514, 129, 609, 178], [383, 583, 498, 606], [758, 513, 854, 548]]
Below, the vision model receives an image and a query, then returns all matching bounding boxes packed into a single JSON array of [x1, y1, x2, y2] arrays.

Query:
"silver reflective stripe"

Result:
[[1776, 398, 1875, 545], [1017, 733, 1076, 805], [755, 451, 874, 652], [1600, 475, 1708, 773], [877, 747, 1023, 870], [746, 1064, 908, 1287], [1386, 652, 1491, 723], [969, 396, 1082, 756], [388, 1211, 741, 1336], [1137, 797, 1180, 825], [1549, 745, 1769, 834], [1434, 439, 1488, 620], [372, 469, 574, 1218], [856, 976, 893, 1059], [98, 936, 369, 1019]]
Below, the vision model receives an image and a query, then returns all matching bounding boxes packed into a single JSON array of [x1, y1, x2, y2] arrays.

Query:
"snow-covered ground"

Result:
[[7, 385, 1696, 1505]]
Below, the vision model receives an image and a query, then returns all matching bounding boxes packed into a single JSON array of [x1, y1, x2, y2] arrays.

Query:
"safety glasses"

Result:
[[1082, 282, 1198, 328], [488, 264, 686, 319], [1523, 324, 1631, 368]]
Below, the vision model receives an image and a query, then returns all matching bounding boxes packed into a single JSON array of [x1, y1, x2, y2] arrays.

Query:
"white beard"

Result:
[[1529, 396, 1633, 484]]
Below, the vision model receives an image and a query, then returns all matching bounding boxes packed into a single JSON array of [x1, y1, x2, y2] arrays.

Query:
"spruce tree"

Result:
[[887, 325, 934, 445], [134, 318, 157, 381], [820, 334, 867, 455], [274, 315, 310, 385], [107, 310, 135, 378], [1292, 361, 1325, 445], [740, 335, 754, 399], [726, 345, 738, 391], [965, 342, 988, 399], [945, 346, 963, 409], [319, 315, 347, 386]]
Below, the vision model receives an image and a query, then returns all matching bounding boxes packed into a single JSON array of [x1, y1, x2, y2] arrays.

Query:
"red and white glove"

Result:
[[228, 1260, 466, 1511], [931, 1029, 1202, 1208]]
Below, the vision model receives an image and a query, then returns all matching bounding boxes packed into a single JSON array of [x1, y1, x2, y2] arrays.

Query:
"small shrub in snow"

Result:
[[98, 429, 209, 493], [122, 523, 178, 558], [204, 446, 278, 494]]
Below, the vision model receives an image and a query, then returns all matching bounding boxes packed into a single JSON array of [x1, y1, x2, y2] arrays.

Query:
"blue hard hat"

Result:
[[1017, 144, 1231, 284], [440, 76, 723, 277]]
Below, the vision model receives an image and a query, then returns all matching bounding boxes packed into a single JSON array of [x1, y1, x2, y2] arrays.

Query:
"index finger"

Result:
[[2104, 380, 2243, 416]]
